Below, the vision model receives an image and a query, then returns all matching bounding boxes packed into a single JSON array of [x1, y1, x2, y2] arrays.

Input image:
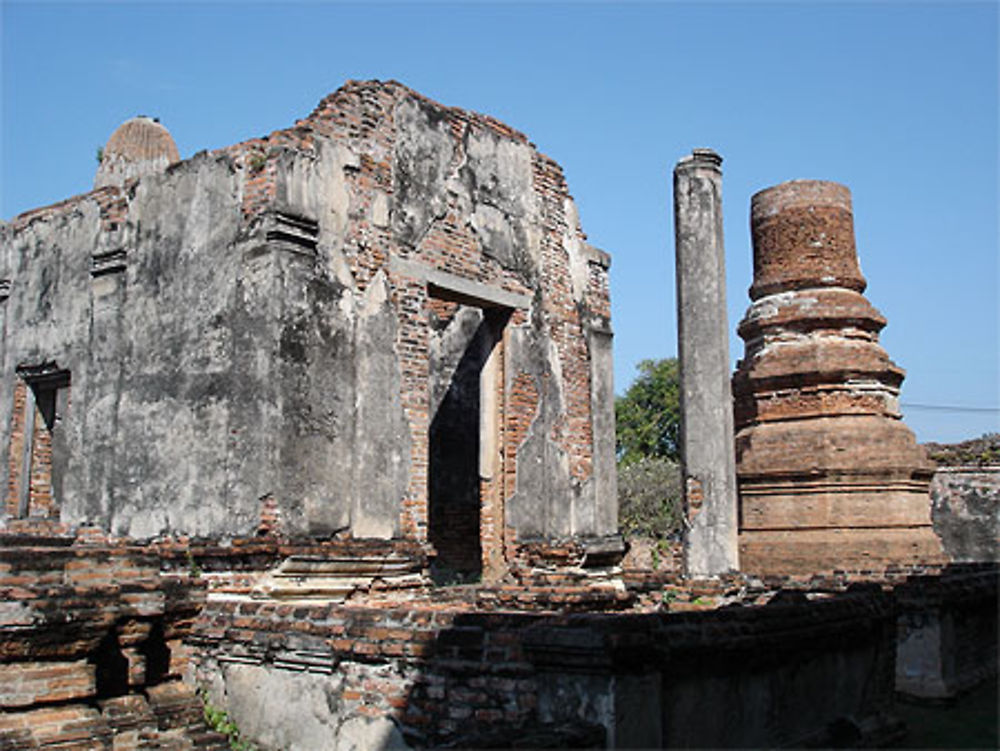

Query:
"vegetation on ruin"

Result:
[[247, 150, 267, 172], [924, 433, 1000, 467], [200, 690, 257, 751], [186, 550, 203, 578], [616, 358, 683, 540]]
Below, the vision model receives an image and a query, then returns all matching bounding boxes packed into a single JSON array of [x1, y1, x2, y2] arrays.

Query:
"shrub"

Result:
[[925, 433, 1000, 467], [618, 456, 683, 540]]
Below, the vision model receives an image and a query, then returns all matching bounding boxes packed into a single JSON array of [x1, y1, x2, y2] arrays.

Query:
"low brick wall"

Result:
[[5, 535, 995, 749], [191, 586, 902, 749], [0, 539, 228, 750]]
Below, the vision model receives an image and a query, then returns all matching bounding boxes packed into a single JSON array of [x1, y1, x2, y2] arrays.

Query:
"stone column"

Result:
[[673, 149, 739, 576]]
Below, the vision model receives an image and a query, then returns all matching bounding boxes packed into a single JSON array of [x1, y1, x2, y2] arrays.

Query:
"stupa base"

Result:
[[739, 526, 947, 577]]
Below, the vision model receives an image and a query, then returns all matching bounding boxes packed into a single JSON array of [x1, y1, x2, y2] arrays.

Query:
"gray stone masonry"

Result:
[[673, 149, 739, 576]]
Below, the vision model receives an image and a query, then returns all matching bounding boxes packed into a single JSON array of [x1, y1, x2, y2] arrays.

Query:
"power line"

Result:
[[901, 403, 1000, 414]]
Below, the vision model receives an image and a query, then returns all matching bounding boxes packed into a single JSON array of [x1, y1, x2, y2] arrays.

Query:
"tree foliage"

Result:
[[615, 358, 681, 466], [615, 358, 684, 541]]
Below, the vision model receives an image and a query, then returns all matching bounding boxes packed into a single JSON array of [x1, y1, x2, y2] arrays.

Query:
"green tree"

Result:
[[615, 358, 681, 466]]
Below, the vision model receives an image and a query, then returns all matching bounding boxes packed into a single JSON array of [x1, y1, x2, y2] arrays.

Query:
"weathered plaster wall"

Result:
[[0, 81, 617, 563], [930, 467, 1000, 562]]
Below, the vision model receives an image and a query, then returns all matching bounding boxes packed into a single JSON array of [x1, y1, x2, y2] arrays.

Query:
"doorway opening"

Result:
[[6, 366, 70, 521], [428, 300, 509, 584]]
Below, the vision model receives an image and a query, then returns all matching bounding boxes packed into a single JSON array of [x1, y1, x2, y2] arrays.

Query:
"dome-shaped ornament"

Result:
[[94, 116, 179, 189]]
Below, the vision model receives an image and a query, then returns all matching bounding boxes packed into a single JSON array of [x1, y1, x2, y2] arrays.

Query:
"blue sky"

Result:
[[2, 1, 997, 443]]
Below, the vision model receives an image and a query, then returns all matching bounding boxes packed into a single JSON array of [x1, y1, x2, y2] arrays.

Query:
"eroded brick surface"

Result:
[[733, 180, 945, 575], [0, 543, 227, 750]]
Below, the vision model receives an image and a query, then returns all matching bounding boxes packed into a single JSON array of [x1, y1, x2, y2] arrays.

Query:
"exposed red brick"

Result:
[[734, 180, 945, 575]]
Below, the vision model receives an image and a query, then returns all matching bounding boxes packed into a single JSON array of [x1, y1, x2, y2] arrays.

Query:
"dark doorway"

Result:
[[91, 628, 129, 699], [141, 620, 171, 685], [428, 309, 491, 583]]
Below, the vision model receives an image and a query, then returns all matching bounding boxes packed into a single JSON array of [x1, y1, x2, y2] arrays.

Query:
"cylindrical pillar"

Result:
[[673, 149, 739, 576], [749, 180, 865, 299]]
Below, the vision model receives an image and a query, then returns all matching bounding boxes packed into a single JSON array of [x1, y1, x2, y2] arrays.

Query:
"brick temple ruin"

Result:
[[0, 80, 619, 584], [1, 81, 996, 749]]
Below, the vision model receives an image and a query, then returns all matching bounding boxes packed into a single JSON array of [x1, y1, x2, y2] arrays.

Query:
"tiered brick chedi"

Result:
[[733, 180, 944, 574], [0, 80, 618, 581]]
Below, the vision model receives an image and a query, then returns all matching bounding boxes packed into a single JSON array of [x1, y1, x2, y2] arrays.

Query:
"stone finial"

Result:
[[94, 116, 180, 189], [734, 180, 944, 575], [678, 148, 723, 171]]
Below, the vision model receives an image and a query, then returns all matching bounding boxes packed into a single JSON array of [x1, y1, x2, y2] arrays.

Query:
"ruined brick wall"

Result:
[[929, 466, 1000, 562], [0, 542, 228, 749], [4, 535, 991, 749], [189, 584, 901, 749], [0, 80, 618, 578]]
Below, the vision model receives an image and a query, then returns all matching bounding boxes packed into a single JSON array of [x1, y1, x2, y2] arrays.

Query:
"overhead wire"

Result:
[[901, 403, 1000, 414]]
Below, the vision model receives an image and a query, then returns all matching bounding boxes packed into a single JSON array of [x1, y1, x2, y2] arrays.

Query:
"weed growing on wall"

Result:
[[200, 690, 257, 751], [925, 433, 1000, 467]]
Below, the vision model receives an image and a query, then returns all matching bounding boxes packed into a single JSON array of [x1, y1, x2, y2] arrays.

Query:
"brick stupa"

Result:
[[733, 180, 944, 575]]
